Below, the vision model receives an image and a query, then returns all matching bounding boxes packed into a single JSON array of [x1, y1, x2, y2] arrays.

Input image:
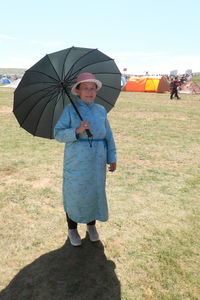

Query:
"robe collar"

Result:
[[76, 97, 95, 108]]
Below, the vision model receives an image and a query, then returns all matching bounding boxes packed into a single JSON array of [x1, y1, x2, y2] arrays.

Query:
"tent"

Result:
[[121, 76, 127, 87], [0, 78, 21, 88], [1, 77, 11, 84], [123, 76, 170, 93], [179, 81, 200, 94]]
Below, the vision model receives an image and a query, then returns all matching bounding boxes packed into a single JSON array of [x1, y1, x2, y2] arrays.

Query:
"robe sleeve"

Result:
[[54, 106, 77, 143], [105, 118, 117, 163]]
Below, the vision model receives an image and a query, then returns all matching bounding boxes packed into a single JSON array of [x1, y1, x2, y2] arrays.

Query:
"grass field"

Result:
[[0, 68, 26, 75], [0, 88, 200, 300], [192, 76, 200, 85]]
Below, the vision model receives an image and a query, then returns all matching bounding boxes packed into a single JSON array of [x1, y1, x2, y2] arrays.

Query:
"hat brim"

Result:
[[71, 79, 102, 95]]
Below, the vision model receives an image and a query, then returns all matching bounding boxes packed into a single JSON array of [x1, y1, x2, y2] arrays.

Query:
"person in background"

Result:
[[180, 74, 186, 85], [170, 76, 180, 99], [54, 73, 117, 246]]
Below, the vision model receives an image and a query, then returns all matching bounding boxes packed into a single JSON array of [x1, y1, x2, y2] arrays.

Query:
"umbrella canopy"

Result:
[[13, 46, 121, 139]]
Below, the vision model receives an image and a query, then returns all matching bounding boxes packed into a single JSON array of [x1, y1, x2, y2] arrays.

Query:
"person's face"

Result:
[[76, 82, 97, 103]]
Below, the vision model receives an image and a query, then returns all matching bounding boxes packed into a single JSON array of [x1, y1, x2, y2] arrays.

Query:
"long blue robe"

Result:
[[54, 98, 116, 223]]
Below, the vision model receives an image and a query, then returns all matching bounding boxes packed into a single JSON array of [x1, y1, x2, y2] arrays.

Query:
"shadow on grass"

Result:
[[0, 233, 121, 300]]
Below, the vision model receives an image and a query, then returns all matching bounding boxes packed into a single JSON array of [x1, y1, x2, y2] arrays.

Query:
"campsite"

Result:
[[122, 76, 170, 93], [0, 84, 200, 299]]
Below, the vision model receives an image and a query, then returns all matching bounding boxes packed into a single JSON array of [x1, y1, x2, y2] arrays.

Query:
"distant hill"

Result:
[[0, 68, 26, 75]]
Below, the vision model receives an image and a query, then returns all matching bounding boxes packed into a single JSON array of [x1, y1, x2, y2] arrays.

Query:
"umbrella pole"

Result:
[[63, 86, 93, 138]]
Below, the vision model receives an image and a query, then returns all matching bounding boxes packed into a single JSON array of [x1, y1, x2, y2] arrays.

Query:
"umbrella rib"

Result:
[[50, 93, 65, 138], [93, 71, 121, 76], [96, 84, 121, 108], [15, 81, 59, 93], [33, 92, 60, 138], [97, 95, 114, 108], [15, 87, 58, 126], [30, 70, 59, 81], [46, 55, 62, 81], [50, 91, 71, 138], [61, 47, 72, 80], [103, 83, 121, 91], [17, 70, 60, 90], [14, 85, 58, 111], [64, 48, 98, 81], [67, 59, 120, 80]]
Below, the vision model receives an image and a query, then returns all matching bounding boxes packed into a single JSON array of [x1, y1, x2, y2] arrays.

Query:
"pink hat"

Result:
[[71, 72, 102, 95]]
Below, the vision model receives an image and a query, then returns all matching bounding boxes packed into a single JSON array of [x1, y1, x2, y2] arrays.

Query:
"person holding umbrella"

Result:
[[54, 73, 117, 246]]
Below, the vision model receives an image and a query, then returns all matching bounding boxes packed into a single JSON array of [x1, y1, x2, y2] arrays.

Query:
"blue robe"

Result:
[[54, 98, 116, 223]]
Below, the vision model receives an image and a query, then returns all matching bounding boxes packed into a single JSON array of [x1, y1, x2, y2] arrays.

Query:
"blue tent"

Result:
[[121, 76, 126, 87], [1, 77, 11, 84]]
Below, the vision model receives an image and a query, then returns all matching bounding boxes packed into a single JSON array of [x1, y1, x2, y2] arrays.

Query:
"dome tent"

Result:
[[1, 77, 11, 84], [123, 76, 170, 93], [179, 81, 200, 94], [121, 76, 127, 87]]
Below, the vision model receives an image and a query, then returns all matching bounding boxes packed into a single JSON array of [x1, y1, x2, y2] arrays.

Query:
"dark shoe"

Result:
[[68, 229, 82, 246], [87, 225, 99, 242]]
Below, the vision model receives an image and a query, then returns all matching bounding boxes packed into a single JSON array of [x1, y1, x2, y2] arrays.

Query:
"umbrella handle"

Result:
[[86, 129, 93, 138]]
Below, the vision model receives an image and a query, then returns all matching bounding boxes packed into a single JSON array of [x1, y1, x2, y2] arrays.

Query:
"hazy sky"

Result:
[[1, 0, 200, 74]]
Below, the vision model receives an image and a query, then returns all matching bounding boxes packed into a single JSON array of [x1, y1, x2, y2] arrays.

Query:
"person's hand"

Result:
[[108, 162, 116, 172], [76, 121, 90, 134]]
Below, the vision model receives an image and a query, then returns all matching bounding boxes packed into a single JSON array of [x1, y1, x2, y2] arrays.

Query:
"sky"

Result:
[[1, 0, 200, 75]]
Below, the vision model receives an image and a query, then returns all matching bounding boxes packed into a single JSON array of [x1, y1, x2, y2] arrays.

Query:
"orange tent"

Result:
[[123, 76, 170, 93]]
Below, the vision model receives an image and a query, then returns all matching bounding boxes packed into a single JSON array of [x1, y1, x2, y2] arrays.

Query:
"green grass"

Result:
[[0, 89, 200, 299], [192, 76, 200, 84]]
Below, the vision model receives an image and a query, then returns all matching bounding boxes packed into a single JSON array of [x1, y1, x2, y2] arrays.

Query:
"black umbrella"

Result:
[[13, 46, 121, 139]]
